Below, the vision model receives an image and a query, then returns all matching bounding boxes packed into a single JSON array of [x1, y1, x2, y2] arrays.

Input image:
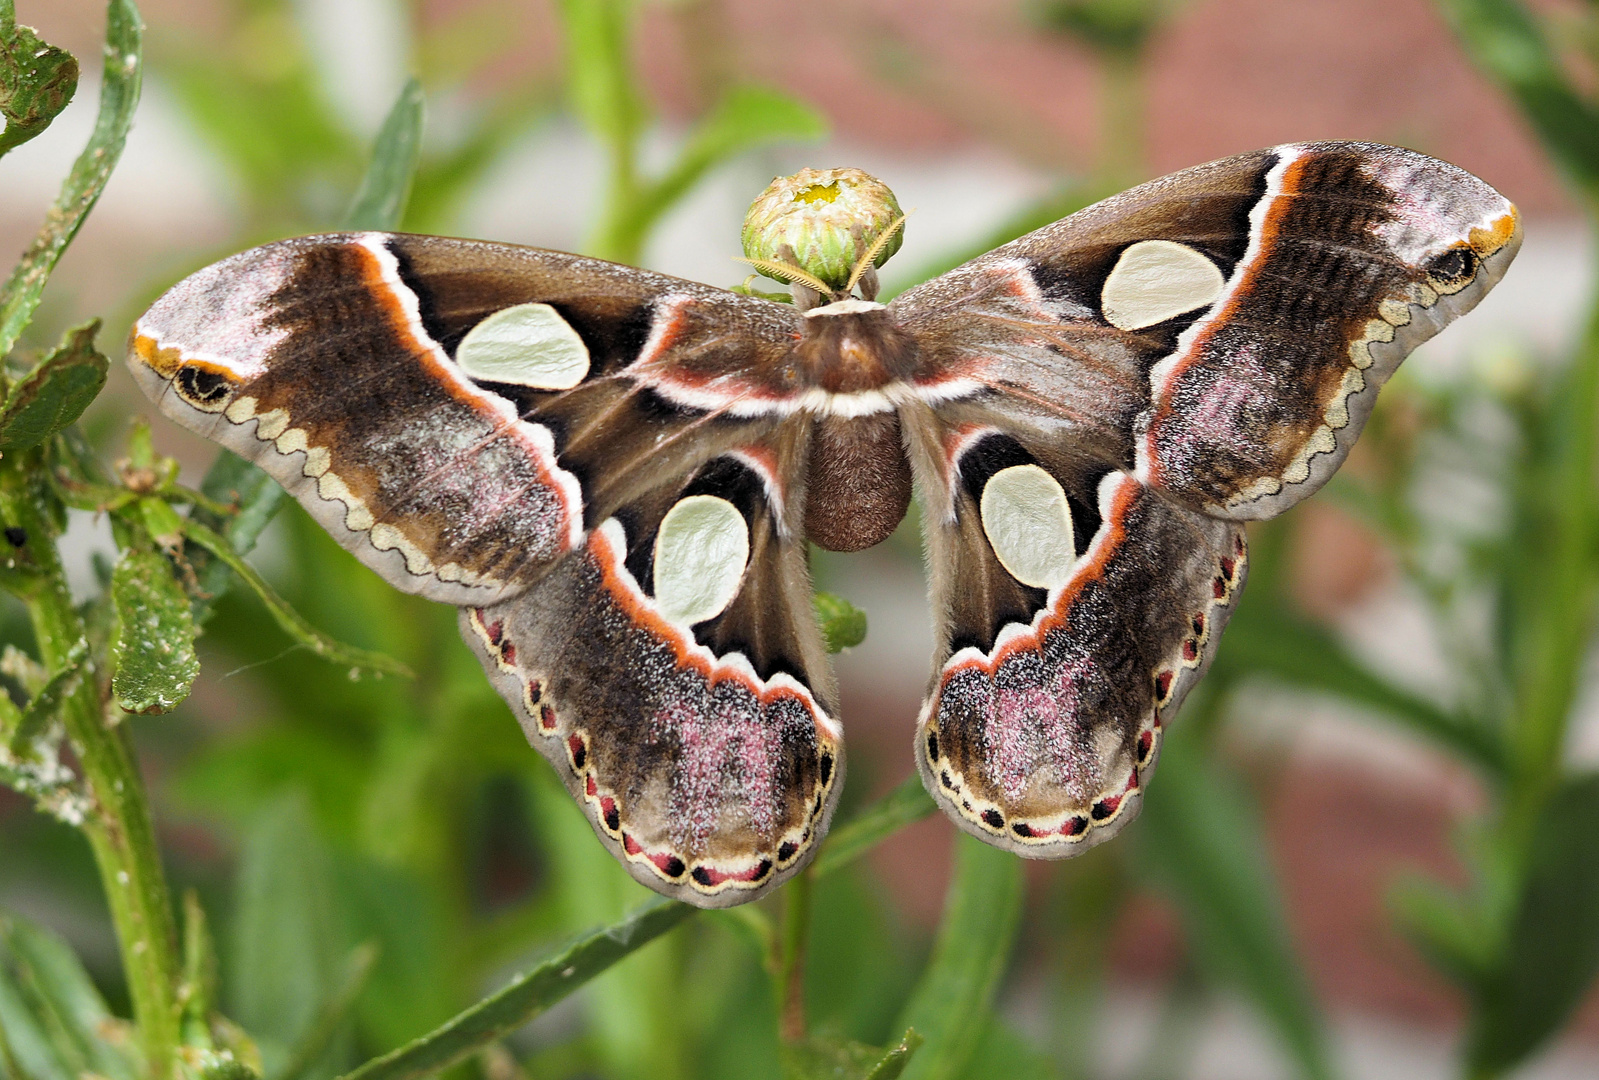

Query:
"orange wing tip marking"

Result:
[[129, 331, 185, 379], [1470, 205, 1520, 256]]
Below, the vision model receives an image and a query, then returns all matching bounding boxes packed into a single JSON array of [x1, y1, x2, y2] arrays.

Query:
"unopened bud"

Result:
[[741, 167, 904, 293]]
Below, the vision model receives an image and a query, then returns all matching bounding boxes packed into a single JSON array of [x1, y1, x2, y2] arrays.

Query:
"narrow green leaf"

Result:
[[814, 591, 868, 654], [812, 773, 936, 880], [0, 911, 137, 1080], [344, 78, 425, 232], [866, 1030, 922, 1080], [181, 518, 411, 679], [180, 890, 219, 1042], [0, 322, 108, 450], [272, 944, 379, 1080], [1219, 605, 1505, 777], [0, 0, 141, 358], [609, 84, 826, 256], [0, 5, 79, 159], [1436, 0, 1599, 198], [337, 899, 695, 1080], [653, 84, 825, 203], [230, 793, 349, 1079], [7, 638, 86, 758], [782, 1029, 923, 1080], [1133, 727, 1335, 1080], [110, 547, 199, 714], [1466, 773, 1599, 1074], [896, 835, 1023, 1080], [1389, 873, 1499, 991], [185, 451, 285, 625]]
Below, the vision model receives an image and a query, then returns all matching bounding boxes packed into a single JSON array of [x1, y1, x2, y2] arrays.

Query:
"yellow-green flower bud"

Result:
[[741, 167, 904, 294]]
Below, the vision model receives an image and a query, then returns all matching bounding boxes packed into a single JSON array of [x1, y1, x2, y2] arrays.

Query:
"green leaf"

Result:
[[1133, 726, 1335, 1080], [0, 322, 108, 450], [782, 1029, 922, 1080], [7, 637, 86, 759], [812, 773, 936, 880], [337, 898, 695, 1080], [110, 547, 199, 715], [137, 497, 184, 550], [895, 835, 1023, 1080], [180, 518, 411, 679], [0, 0, 141, 358], [0, 4, 79, 159], [344, 78, 425, 232], [0, 910, 137, 1080], [814, 592, 868, 654], [1466, 773, 1599, 1074], [230, 793, 350, 1079], [1436, 0, 1599, 199], [605, 84, 827, 260]]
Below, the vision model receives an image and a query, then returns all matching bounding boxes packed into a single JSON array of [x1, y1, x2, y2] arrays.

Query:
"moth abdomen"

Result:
[[804, 412, 912, 552]]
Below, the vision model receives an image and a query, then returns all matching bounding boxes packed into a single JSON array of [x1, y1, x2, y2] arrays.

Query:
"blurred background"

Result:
[[4, 1, 1599, 1078]]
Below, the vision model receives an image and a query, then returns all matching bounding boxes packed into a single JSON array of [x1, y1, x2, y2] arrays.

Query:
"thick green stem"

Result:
[[1508, 267, 1599, 827], [0, 453, 180, 1079]]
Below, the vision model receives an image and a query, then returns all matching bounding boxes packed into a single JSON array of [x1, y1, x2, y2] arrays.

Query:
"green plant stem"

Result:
[[1509, 272, 1599, 826], [1098, 46, 1145, 185], [775, 868, 812, 1044], [0, 453, 180, 1080]]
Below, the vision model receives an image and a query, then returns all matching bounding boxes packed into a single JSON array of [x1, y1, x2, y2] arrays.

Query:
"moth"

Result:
[[128, 142, 1519, 908]]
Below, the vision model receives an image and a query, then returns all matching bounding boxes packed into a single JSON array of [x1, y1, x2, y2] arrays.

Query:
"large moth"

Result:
[[128, 142, 1519, 908]]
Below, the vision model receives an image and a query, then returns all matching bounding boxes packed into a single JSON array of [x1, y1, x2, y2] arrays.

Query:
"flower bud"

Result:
[[741, 167, 904, 293]]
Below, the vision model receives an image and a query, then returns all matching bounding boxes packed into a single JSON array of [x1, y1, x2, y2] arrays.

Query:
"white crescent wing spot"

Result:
[[1101, 240, 1226, 332], [652, 495, 750, 628], [454, 302, 591, 390], [979, 464, 1076, 590]]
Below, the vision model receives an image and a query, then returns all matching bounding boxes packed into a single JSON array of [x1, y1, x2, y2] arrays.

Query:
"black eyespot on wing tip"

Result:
[[691, 866, 714, 887], [818, 753, 834, 786], [777, 841, 798, 863], [176, 365, 233, 407], [663, 856, 686, 878], [1426, 246, 1477, 287], [981, 808, 1004, 830]]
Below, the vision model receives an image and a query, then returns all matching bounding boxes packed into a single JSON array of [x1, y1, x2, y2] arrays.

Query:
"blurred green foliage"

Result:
[[5, 1, 1599, 1079]]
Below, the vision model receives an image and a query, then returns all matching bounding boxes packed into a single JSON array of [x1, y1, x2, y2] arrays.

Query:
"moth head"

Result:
[[739, 167, 906, 309]]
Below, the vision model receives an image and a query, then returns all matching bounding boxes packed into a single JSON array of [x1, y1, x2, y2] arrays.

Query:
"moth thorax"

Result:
[[805, 413, 912, 552], [794, 304, 918, 393]]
